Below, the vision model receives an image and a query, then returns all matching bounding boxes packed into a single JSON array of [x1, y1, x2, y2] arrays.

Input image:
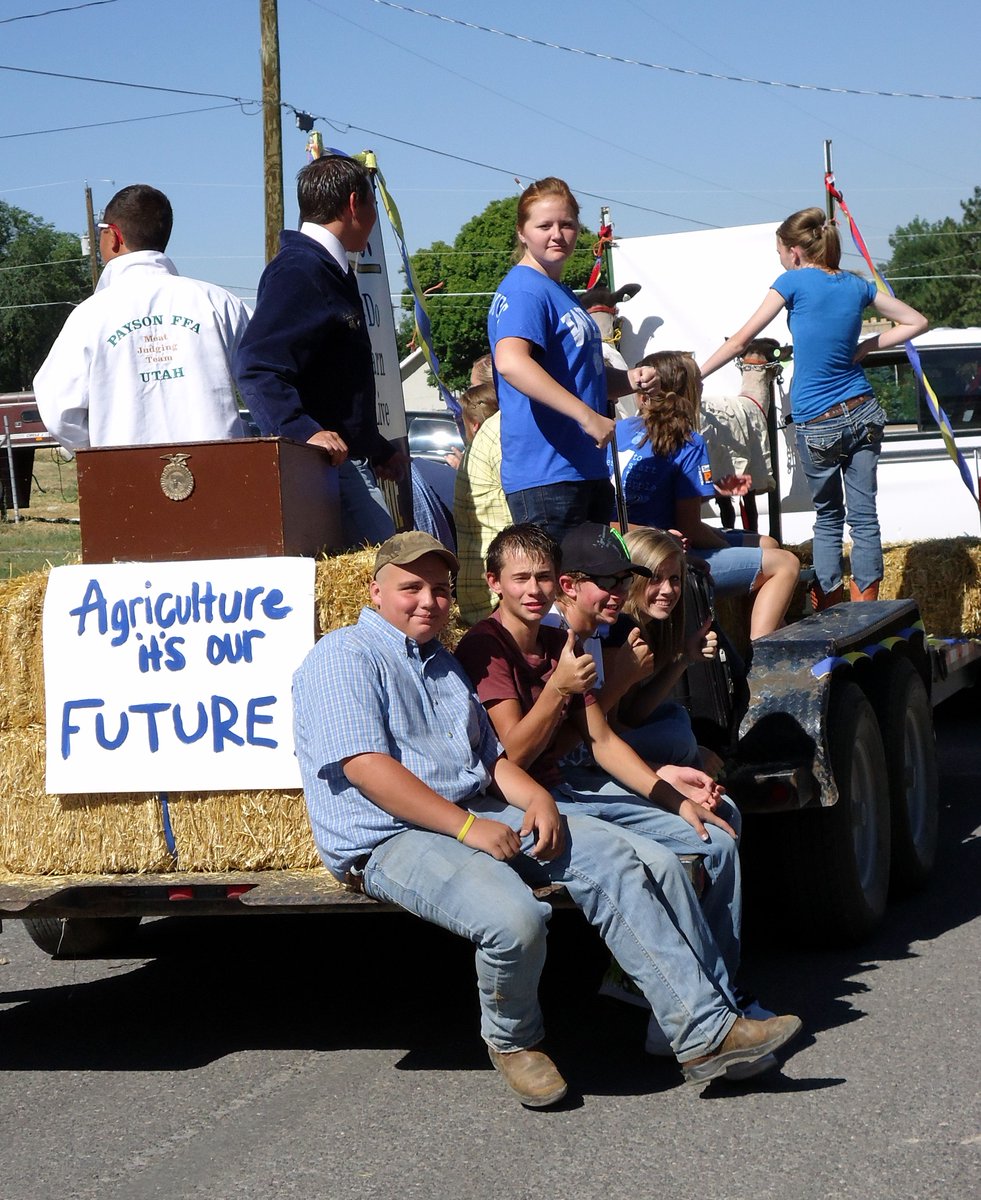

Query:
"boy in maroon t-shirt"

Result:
[[456, 523, 782, 1076]]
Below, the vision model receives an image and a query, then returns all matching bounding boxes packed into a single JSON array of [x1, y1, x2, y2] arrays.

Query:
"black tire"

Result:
[[786, 681, 891, 943], [870, 657, 939, 893], [22, 916, 142, 958]]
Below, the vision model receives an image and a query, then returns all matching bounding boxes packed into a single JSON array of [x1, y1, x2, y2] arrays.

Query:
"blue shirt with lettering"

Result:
[[488, 264, 609, 492]]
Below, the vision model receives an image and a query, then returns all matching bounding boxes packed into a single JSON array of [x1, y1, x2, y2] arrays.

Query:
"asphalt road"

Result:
[[1, 695, 979, 1200]]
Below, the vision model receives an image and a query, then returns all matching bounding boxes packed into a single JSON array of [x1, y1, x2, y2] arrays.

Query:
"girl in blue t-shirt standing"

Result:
[[701, 207, 928, 607], [489, 177, 658, 544]]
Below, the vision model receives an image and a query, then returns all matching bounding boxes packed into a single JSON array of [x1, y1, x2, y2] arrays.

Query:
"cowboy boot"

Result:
[[809, 580, 844, 612], [849, 578, 880, 602]]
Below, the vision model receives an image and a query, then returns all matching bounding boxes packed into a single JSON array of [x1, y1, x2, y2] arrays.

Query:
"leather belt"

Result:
[[805, 394, 871, 424]]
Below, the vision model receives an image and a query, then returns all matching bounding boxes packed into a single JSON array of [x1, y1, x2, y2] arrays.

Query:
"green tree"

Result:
[[880, 186, 981, 328], [0, 201, 90, 392], [405, 195, 595, 392]]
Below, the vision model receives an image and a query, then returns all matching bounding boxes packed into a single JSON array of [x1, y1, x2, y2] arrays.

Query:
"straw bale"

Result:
[[164, 787, 319, 871], [0, 726, 173, 875], [0, 725, 321, 874], [0, 571, 48, 731], [314, 549, 376, 635], [876, 538, 981, 636]]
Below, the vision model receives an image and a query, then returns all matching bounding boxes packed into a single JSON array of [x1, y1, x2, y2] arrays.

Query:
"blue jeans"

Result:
[[557, 768, 743, 985], [619, 700, 701, 768], [338, 458, 395, 548], [361, 797, 737, 1060], [695, 531, 764, 597], [506, 479, 615, 545], [795, 397, 885, 593]]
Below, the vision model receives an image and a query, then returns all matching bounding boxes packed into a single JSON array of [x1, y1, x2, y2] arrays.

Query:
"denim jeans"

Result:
[[618, 701, 702, 768], [695, 531, 764, 597], [362, 796, 736, 1061], [338, 458, 396, 549], [795, 397, 885, 593], [506, 478, 615, 545], [557, 768, 743, 985]]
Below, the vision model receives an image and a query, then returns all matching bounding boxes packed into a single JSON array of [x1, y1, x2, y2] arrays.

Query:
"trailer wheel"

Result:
[[871, 657, 939, 893], [22, 916, 142, 958], [788, 681, 891, 942]]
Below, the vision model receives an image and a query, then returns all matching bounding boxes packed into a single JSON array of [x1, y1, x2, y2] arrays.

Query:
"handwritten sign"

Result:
[[43, 557, 315, 793]]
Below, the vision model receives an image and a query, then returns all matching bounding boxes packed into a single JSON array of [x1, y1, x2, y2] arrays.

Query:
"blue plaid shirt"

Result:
[[293, 605, 503, 879]]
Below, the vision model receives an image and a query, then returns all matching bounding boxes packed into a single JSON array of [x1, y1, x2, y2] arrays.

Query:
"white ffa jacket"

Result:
[[34, 252, 251, 450]]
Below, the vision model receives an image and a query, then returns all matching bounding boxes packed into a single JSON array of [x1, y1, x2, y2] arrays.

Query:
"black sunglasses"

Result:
[[587, 573, 632, 591]]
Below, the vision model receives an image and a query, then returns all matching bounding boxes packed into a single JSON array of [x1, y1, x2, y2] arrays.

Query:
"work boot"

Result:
[[488, 1045, 568, 1108], [809, 580, 844, 612], [849, 578, 880, 601], [682, 1014, 802, 1085]]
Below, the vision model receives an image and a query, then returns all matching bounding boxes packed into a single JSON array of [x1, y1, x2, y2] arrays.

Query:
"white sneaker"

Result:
[[644, 1014, 673, 1057], [735, 990, 777, 1022]]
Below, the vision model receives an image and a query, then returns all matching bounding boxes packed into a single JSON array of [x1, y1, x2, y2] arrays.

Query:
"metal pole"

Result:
[[600, 204, 614, 289], [3, 417, 21, 523], [766, 372, 783, 543], [975, 448, 981, 535], [610, 428, 629, 535], [824, 140, 835, 223], [260, 0, 284, 264]]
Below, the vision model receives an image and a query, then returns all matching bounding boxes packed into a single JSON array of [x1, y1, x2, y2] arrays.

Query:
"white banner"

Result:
[[43, 557, 315, 794], [611, 222, 790, 398]]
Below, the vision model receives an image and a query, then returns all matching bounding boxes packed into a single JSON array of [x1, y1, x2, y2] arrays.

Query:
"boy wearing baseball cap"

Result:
[[455, 523, 779, 1068]]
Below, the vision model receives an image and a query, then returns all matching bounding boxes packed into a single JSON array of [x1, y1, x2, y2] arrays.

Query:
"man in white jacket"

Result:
[[34, 184, 250, 450]]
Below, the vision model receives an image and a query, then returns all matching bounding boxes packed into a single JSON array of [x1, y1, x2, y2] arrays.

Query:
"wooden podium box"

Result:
[[76, 437, 342, 564]]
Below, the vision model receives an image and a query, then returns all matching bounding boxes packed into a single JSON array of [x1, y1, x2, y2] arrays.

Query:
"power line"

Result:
[[369, 1, 981, 103], [0, 257, 86, 272], [0, 103, 245, 141], [0, 0, 120, 24], [0, 62, 256, 104]]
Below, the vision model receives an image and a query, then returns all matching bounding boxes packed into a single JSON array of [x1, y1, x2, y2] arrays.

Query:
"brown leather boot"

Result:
[[682, 1014, 803, 1085], [849, 578, 880, 601], [488, 1046, 568, 1108], [809, 581, 844, 612]]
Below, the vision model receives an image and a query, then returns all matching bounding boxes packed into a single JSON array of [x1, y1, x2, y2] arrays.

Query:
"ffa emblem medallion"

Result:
[[160, 453, 195, 501]]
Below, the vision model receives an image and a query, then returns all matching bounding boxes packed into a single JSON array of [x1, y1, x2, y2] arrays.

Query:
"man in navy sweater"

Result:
[[234, 155, 406, 547]]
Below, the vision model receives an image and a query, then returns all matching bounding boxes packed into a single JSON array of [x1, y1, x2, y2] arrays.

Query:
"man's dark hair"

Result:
[[486, 523, 561, 578], [296, 155, 373, 224], [103, 184, 173, 251]]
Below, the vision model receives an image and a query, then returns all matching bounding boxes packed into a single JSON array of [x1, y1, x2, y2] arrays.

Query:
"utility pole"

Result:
[[259, 0, 284, 263], [83, 184, 99, 291]]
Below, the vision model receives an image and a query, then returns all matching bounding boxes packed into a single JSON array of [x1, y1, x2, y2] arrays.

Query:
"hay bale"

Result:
[[0, 571, 47, 731], [878, 539, 981, 636], [0, 726, 173, 874], [0, 726, 320, 875], [165, 787, 319, 872], [314, 549, 376, 635]]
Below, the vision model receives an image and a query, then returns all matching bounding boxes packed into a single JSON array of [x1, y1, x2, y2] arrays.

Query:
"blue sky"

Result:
[[2, 0, 979, 305]]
